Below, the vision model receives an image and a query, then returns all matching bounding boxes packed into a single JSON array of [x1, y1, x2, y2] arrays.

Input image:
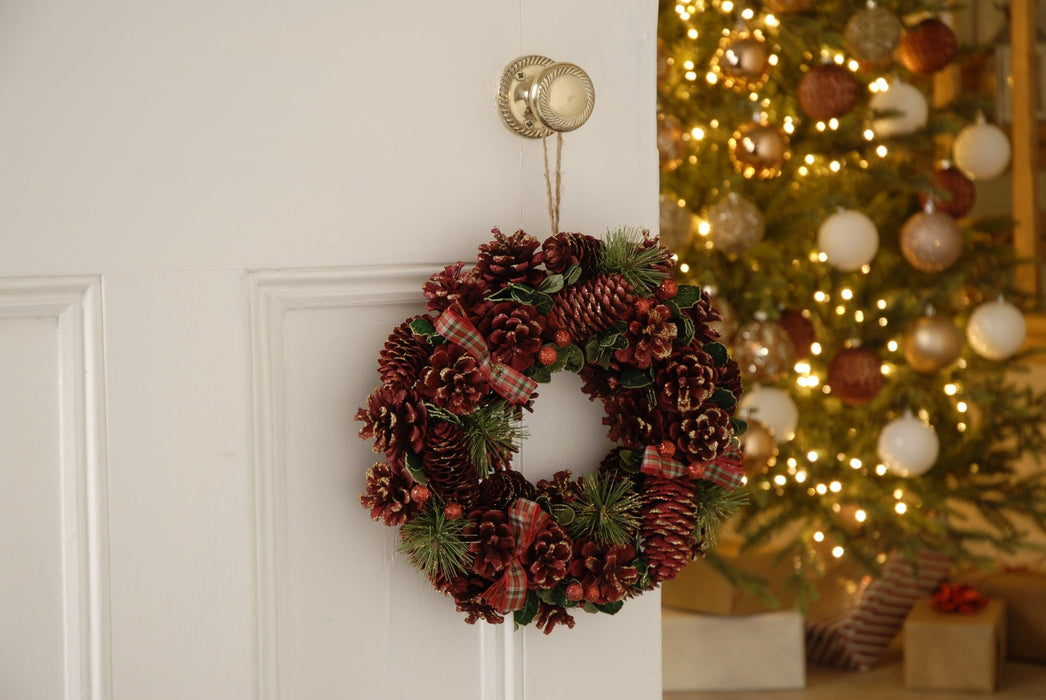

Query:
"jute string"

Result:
[[541, 132, 563, 236]]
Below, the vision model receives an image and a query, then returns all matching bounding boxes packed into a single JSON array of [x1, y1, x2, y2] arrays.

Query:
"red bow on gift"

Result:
[[481, 498, 553, 613], [435, 302, 537, 406], [931, 582, 990, 614], [640, 444, 744, 489]]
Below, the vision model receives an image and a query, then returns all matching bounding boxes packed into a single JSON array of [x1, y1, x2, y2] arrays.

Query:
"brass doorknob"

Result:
[[496, 55, 595, 138]]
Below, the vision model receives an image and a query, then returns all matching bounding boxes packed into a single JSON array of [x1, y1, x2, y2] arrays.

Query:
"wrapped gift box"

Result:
[[662, 608, 806, 692], [956, 569, 1046, 663], [903, 598, 1006, 692]]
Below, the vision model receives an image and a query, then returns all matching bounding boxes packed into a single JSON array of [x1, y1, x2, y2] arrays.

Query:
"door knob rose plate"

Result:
[[497, 55, 595, 138]]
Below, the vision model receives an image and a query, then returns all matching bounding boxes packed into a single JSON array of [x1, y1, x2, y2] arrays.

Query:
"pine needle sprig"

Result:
[[598, 226, 671, 295], [459, 401, 528, 478], [398, 503, 472, 581], [691, 479, 747, 551], [566, 473, 644, 545]]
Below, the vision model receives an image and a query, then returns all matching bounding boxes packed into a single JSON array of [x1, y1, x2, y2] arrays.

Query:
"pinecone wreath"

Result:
[[355, 227, 748, 633]]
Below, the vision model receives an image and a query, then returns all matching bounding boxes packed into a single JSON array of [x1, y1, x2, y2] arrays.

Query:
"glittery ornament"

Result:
[[659, 195, 695, 252], [740, 420, 777, 477], [899, 18, 958, 74], [918, 166, 975, 218], [828, 346, 884, 406], [845, 5, 903, 65], [708, 294, 739, 343], [870, 81, 928, 136], [903, 313, 963, 373], [733, 319, 796, 383], [711, 31, 771, 92], [763, 0, 815, 13], [798, 64, 860, 121], [778, 308, 815, 359], [729, 122, 788, 179], [657, 113, 684, 171], [708, 192, 765, 255], [900, 209, 963, 273]]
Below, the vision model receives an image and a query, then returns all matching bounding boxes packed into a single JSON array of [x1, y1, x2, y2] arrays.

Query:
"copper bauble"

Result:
[[918, 166, 975, 219], [900, 209, 964, 273], [708, 192, 765, 255], [778, 308, 815, 360], [903, 314, 963, 373], [712, 32, 771, 92], [729, 122, 788, 179], [798, 64, 860, 121], [740, 420, 778, 477], [899, 18, 958, 74], [828, 346, 884, 406], [844, 6, 902, 65], [733, 319, 796, 383]]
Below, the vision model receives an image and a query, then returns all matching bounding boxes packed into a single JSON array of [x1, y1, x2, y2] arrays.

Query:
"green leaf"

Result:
[[552, 503, 576, 526], [563, 264, 582, 286], [674, 312, 696, 346], [621, 368, 653, 389], [582, 602, 600, 614], [710, 387, 737, 410], [731, 417, 748, 437], [539, 274, 565, 294], [404, 451, 427, 485], [672, 284, 703, 309], [702, 341, 729, 366], [513, 591, 540, 628], [527, 365, 553, 384], [561, 344, 585, 373], [532, 291, 554, 315], [409, 318, 442, 344], [595, 600, 625, 615], [618, 449, 643, 474]]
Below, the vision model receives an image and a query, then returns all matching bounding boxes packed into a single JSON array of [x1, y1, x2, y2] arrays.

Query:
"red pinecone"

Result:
[[546, 273, 636, 343], [640, 476, 697, 585], [667, 406, 734, 462], [541, 232, 604, 276], [714, 356, 743, 404], [475, 301, 546, 372], [655, 348, 717, 414], [602, 391, 665, 449], [535, 602, 576, 634], [417, 343, 490, 415], [684, 289, 724, 345], [360, 461, 422, 526], [356, 386, 428, 463], [535, 470, 583, 505], [476, 228, 545, 287], [423, 421, 480, 510], [569, 539, 640, 604], [478, 469, 537, 510], [466, 509, 517, 579], [438, 574, 505, 625], [521, 524, 573, 588], [422, 262, 489, 314], [614, 302, 677, 369], [378, 315, 433, 390]]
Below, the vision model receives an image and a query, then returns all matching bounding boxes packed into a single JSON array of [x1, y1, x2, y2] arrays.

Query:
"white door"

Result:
[[0, 2, 660, 698]]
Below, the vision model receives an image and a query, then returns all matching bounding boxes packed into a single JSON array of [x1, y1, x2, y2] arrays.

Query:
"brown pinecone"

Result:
[[378, 315, 433, 390], [417, 343, 490, 415], [534, 602, 576, 634], [475, 301, 546, 373], [542, 232, 604, 276], [438, 574, 506, 625], [546, 273, 636, 344], [602, 391, 664, 450], [521, 524, 573, 588], [569, 539, 639, 604], [655, 348, 717, 414], [714, 356, 743, 406], [423, 421, 480, 510], [422, 262, 489, 314], [684, 289, 724, 345], [614, 302, 677, 369], [478, 469, 537, 510], [535, 470, 582, 504], [360, 461, 422, 526], [668, 406, 734, 462], [356, 386, 428, 463], [640, 476, 697, 585], [475, 228, 545, 287], [465, 509, 517, 579]]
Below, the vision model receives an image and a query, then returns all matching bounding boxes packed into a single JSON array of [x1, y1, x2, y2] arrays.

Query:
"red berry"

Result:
[[687, 463, 706, 479], [539, 345, 559, 366], [444, 502, 463, 520], [635, 298, 653, 315], [658, 440, 676, 458], [584, 584, 601, 603], [410, 484, 431, 504], [554, 329, 572, 348], [657, 279, 679, 300], [565, 581, 584, 602]]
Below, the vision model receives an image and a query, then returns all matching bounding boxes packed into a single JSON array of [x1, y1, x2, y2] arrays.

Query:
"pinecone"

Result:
[[714, 356, 743, 405], [685, 289, 724, 345], [378, 315, 433, 390], [614, 302, 677, 369], [422, 262, 489, 314], [466, 509, 517, 579], [602, 391, 665, 450], [360, 461, 422, 526], [535, 470, 583, 505], [569, 539, 640, 604], [356, 386, 428, 463], [534, 602, 576, 634], [668, 406, 734, 462], [521, 524, 573, 588], [478, 469, 537, 510], [542, 232, 604, 276], [423, 421, 480, 510], [475, 301, 546, 372], [655, 348, 717, 414], [417, 343, 490, 415], [475, 228, 545, 287], [438, 574, 506, 625], [546, 273, 636, 344], [640, 476, 697, 585]]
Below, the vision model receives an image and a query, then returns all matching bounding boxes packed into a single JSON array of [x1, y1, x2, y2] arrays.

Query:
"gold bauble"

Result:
[[709, 294, 739, 344], [729, 122, 788, 179], [733, 319, 796, 383], [903, 314, 964, 373], [900, 209, 963, 273], [844, 5, 902, 65], [741, 420, 778, 477], [710, 31, 771, 92]]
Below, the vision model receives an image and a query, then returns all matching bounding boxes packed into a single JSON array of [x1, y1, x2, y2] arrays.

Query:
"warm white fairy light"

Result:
[[957, 401, 968, 413], [878, 318, 889, 327], [855, 509, 867, 522], [895, 502, 908, 514], [863, 129, 875, 141], [741, 6, 754, 19], [875, 464, 888, 476], [880, 363, 892, 376], [840, 288, 854, 300], [807, 450, 819, 462], [887, 340, 899, 352], [798, 166, 809, 176], [774, 474, 787, 486], [795, 470, 807, 483], [816, 483, 828, 495], [814, 290, 829, 302], [768, 53, 779, 66], [816, 121, 827, 132], [828, 118, 839, 130], [832, 546, 845, 558], [854, 310, 865, 323], [688, 28, 698, 39], [691, 126, 705, 139], [765, 14, 779, 27], [876, 145, 888, 157], [697, 220, 711, 236], [944, 383, 958, 396], [721, 0, 734, 12], [813, 531, 825, 542], [811, 342, 822, 355], [835, 304, 846, 315], [850, 458, 862, 469], [848, 59, 860, 71], [795, 360, 811, 374], [685, 70, 697, 81], [830, 481, 842, 493], [706, 71, 718, 85], [678, 263, 690, 274]]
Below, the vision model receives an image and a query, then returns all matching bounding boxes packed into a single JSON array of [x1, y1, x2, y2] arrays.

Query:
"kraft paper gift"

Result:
[[903, 597, 1006, 691]]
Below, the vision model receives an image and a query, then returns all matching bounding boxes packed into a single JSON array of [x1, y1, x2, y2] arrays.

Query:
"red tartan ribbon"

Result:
[[434, 302, 537, 406], [481, 498, 552, 613], [931, 582, 990, 614], [640, 444, 744, 489]]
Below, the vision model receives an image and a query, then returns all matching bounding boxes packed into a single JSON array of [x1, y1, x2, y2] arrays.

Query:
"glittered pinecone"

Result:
[[546, 273, 636, 344], [569, 539, 640, 604], [423, 421, 480, 510], [899, 18, 958, 74], [478, 469, 537, 510], [422, 262, 489, 314], [476, 301, 546, 372], [535, 470, 583, 505], [919, 166, 975, 219], [714, 356, 743, 406], [465, 509, 517, 579], [417, 343, 490, 415], [521, 524, 573, 588], [534, 602, 576, 634], [640, 476, 697, 585], [655, 348, 717, 414], [602, 391, 664, 450], [476, 228, 545, 287], [798, 63, 859, 121], [684, 289, 724, 345], [542, 232, 604, 277], [614, 302, 677, 369], [356, 386, 428, 462], [439, 574, 505, 625], [378, 315, 433, 390], [360, 461, 422, 526], [668, 406, 734, 462]]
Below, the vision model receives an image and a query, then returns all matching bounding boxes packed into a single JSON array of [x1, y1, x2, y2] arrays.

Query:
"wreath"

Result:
[[356, 227, 747, 633]]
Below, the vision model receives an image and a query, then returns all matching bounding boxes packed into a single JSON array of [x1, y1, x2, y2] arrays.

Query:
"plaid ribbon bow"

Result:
[[641, 444, 744, 489], [434, 302, 537, 406], [481, 498, 553, 613]]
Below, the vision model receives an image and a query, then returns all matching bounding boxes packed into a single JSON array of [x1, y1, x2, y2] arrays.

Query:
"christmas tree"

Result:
[[657, 0, 1046, 604]]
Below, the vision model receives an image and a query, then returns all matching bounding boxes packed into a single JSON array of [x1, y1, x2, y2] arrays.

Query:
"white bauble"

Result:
[[818, 209, 879, 271], [954, 119, 1012, 180], [966, 299, 1026, 360], [877, 413, 939, 477], [739, 386, 798, 443], [869, 81, 928, 136]]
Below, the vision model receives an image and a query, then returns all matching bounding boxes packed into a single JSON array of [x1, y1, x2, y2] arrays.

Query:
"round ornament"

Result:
[[845, 5, 903, 64], [733, 319, 796, 383], [711, 31, 771, 92], [817, 209, 879, 271], [870, 81, 928, 137], [918, 166, 975, 219], [900, 208, 963, 273], [658, 113, 684, 171], [356, 228, 746, 631], [953, 118, 1012, 180], [708, 192, 765, 255], [740, 420, 778, 477], [729, 121, 788, 179], [778, 308, 815, 360], [903, 312, 964, 372], [877, 412, 939, 477], [763, 0, 815, 13], [827, 346, 884, 406], [708, 293, 739, 344], [798, 63, 861, 121], [899, 18, 959, 74], [966, 299, 1026, 361], [739, 386, 798, 443], [659, 195, 695, 252]]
